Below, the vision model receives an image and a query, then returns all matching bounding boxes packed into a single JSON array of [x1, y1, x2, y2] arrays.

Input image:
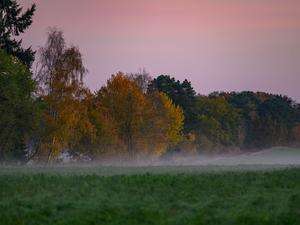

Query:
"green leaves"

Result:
[[0, 0, 36, 67], [0, 50, 36, 160], [194, 96, 242, 152], [149, 75, 196, 133]]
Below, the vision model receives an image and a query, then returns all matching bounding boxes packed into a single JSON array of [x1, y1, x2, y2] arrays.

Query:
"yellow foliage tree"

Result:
[[36, 29, 95, 162], [96, 73, 184, 159], [97, 72, 148, 158], [82, 92, 122, 158], [144, 92, 184, 156]]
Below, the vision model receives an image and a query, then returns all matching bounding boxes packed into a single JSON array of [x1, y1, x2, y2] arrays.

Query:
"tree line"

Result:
[[1, 1, 300, 162]]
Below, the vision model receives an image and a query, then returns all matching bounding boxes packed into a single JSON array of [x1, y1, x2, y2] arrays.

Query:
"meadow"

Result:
[[1, 147, 300, 225], [1, 2, 300, 224]]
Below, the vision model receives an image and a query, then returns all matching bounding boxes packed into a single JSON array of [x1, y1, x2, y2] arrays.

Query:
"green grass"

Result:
[[0, 167, 300, 225]]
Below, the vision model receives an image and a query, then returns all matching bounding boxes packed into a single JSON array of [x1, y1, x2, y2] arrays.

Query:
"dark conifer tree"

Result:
[[0, 0, 36, 67], [148, 75, 197, 132]]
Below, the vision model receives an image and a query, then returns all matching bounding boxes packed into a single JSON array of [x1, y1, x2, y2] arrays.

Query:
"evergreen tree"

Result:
[[149, 75, 196, 132], [0, 0, 36, 67]]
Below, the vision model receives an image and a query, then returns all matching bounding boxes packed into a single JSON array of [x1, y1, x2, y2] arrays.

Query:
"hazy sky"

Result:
[[19, 0, 300, 101]]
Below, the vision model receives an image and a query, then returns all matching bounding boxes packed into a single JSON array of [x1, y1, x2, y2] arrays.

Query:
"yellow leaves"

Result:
[[159, 92, 184, 144], [39, 84, 96, 161], [38, 70, 185, 161], [97, 72, 147, 156], [95, 73, 184, 158], [146, 92, 184, 156], [100, 72, 146, 119]]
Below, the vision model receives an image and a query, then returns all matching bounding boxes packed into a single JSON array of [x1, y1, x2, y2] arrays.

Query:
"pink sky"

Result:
[[20, 0, 300, 101]]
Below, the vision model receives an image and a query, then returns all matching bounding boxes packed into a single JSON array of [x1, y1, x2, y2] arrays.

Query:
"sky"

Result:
[[19, 0, 300, 101]]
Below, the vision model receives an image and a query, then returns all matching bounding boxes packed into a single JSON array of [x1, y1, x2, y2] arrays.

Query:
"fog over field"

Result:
[[1, 147, 300, 176], [168, 147, 300, 166], [2, 1, 300, 224]]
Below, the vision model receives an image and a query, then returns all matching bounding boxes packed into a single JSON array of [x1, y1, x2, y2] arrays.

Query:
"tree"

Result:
[[214, 91, 299, 149], [0, 49, 36, 161], [156, 92, 184, 146], [36, 28, 67, 95], [144, 91, 184, 156], [0, 0, 36, 67], [149, 75, 196, 132], [256, 95, 296, 147], [80, 91, 121, 159], [97, 72, 148, 158], [293, 124, 300, 144], [127, 68, 152, 93], [96, 73, 184, 159], [194, 95, 242, 152], [218, 91, 263, 148], [35, 29, 94, 162]]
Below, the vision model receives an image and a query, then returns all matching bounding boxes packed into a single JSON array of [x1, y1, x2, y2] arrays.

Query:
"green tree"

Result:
[[214, 91, 299, 149], [149, 75, 196, 132], [0, 0, 36, 67], [256, 95, 296, 147], [210, 91, 261, 149], [194, 95, 242, 152], [0, 49, 36, 161]]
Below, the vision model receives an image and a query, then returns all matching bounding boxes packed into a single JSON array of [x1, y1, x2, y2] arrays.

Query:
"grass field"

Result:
[[1, 148, 300, 225]]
